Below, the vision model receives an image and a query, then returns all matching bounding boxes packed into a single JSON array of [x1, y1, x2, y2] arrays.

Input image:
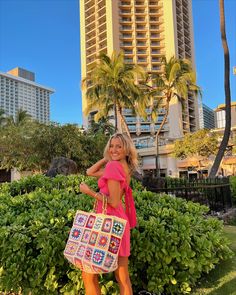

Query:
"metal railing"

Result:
[[142, 177, 232, 212]]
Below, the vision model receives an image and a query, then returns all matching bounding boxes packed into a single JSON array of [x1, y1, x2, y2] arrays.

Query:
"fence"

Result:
[[142, 177, 232, 212]]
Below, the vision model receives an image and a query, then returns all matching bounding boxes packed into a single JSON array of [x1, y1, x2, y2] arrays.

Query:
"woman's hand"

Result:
[[79, 182, 92, 195]]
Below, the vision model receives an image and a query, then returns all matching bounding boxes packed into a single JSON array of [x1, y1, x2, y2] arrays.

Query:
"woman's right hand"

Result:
[[79, 182, 91, 195]]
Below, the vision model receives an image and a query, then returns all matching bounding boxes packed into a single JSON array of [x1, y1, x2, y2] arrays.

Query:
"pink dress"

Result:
[[96, 161, 137, 257]]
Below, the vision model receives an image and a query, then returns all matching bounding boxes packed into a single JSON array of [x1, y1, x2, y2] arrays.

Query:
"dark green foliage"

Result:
[[0, 175, 233, 294], [0, 122, 108, 173], [130, 191, 233, 294], [229, 176, 236, 204]]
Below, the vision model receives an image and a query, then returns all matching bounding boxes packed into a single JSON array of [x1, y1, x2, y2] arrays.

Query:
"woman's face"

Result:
[[109, 137, 126, 161]]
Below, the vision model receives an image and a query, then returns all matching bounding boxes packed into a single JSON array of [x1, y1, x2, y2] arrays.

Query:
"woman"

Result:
[[79, 133, 138, 295]]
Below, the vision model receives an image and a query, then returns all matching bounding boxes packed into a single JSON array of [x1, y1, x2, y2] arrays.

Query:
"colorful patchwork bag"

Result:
[[64, 196, 127, 274]]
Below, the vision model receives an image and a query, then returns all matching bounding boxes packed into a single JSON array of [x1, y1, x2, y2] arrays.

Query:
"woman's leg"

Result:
[[82, 272, 101, 295], [115, 256, 133, 295]]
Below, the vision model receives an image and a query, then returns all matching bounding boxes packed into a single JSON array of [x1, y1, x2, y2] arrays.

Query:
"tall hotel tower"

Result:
[[80, 0, 199, 175], [0, 67, 54, 124]]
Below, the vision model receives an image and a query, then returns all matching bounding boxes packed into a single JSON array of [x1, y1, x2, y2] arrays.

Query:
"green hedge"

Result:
[[0, 175, 233, 294], [229, 176, 236, 204]]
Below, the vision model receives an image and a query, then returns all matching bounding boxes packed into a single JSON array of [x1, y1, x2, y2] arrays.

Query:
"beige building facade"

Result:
[[80, 0, 199, 176]]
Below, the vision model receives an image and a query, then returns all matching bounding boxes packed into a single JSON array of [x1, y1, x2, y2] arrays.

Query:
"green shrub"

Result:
[[0, 175, 233, 294], [230, 176, 236, 204]]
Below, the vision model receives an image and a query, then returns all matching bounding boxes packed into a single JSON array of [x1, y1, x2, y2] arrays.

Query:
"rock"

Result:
[[45, 157, 78, 177], [217, 208, 236, 224]]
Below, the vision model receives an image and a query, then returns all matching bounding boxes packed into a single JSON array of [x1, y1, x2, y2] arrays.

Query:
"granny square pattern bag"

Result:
[[64, 197, 127, 274]]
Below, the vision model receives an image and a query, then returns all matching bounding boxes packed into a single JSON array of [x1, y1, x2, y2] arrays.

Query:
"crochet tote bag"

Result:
[[64, 196, 127, 274]]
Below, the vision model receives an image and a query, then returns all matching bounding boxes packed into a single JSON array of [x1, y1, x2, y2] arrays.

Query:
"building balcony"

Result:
[[121, 33, 133, 39], [124, 49, 133, 55], [151, 41, 164, 48], [137, 58, 147, 63], [135, 9, 146, 14], [120, 25, 133, 31], [124, 58, 133, 63], [120, 17, 132, 23], [135, 2, 145, 7], [136, 33, 146, 39], [125, 116, 137, 123], [119, 2, 132, 7], [137, 50, 147, 55], [151, 49, 161, 55], [136, 17, 146, 22], [137, 41, 147, 46], [128, 125, 137, 132], [120, 42, 133, 47], [152, 57, 161, 62], [120, 10, 132, 16]]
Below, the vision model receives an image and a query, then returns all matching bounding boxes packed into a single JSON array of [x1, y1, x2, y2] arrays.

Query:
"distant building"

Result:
[[199, 103, 215, 129], [0, 67, 54, 123], [215, 102, 236, 129]]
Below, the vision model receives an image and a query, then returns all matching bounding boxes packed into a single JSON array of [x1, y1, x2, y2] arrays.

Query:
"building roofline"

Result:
[[214, 102, 236, 111], [0, 71, 55, 93]]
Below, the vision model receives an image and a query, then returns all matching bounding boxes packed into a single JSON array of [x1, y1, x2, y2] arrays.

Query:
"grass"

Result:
[[193, 225, 236, 295]]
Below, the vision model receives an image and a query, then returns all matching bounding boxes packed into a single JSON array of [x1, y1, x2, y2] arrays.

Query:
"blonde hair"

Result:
[[104, 133, 138, 173]]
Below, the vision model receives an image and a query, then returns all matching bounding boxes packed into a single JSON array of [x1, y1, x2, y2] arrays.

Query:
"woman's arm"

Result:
[[86, 158, 107, 178], [79, 180, 121, 209]]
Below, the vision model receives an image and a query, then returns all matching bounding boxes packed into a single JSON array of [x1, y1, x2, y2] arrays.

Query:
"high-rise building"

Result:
[[80, 0, 199, 175], [0, 67, 54, 124], [215, 102, 236, 129], [199, 103, 215, 130]]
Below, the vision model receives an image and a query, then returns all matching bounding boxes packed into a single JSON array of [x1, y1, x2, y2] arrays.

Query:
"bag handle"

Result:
[[93, 193, 107, 214]]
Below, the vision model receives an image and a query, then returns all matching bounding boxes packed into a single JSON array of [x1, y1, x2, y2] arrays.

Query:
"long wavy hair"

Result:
[[103, 133, 138, 173]]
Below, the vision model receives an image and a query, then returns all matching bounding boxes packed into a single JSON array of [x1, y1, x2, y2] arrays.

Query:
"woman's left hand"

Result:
[[79, 182, 91, 195]]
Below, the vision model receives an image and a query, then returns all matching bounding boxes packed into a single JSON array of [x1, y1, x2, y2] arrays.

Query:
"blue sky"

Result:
[[0, 0, 235, 125]]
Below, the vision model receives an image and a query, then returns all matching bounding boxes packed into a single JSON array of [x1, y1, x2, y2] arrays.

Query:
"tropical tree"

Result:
[[209, 0, 231, 177], [82, 51, 148, 137], [88, 117, 115, 136], [6, 109, 32, 127], [0, 121, 108, 173], [173, 129, 219, 175], [147, 56, 201, 176]]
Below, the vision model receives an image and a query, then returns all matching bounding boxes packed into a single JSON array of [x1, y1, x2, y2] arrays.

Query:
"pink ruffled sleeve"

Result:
[[102, 161, 125, 183]]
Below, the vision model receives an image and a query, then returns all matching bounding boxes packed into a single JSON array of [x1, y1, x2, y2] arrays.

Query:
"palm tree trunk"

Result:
[[117, 106, 132, 138], [114, 104, 118, 132], [209, 0, 231, 177], [155, 101, 170, 177]]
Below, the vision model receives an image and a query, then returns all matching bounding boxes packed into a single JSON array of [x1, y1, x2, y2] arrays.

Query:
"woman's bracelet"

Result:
[[94, 192, 101, 199], [94, 192, 107, 201]]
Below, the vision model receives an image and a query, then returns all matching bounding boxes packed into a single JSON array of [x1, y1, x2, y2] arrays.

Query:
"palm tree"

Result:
[[148, 56, 201, 176], [209, 0, 231, 177], [89, 117, 115, 136], [82, 51, 147, 137], [6, 109, 32, 127]]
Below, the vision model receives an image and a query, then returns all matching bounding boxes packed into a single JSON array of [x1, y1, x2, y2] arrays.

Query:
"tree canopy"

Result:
[[82, 51, 148, 136], [0, 122, 108, 172], [173, 129, 219, 160]]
